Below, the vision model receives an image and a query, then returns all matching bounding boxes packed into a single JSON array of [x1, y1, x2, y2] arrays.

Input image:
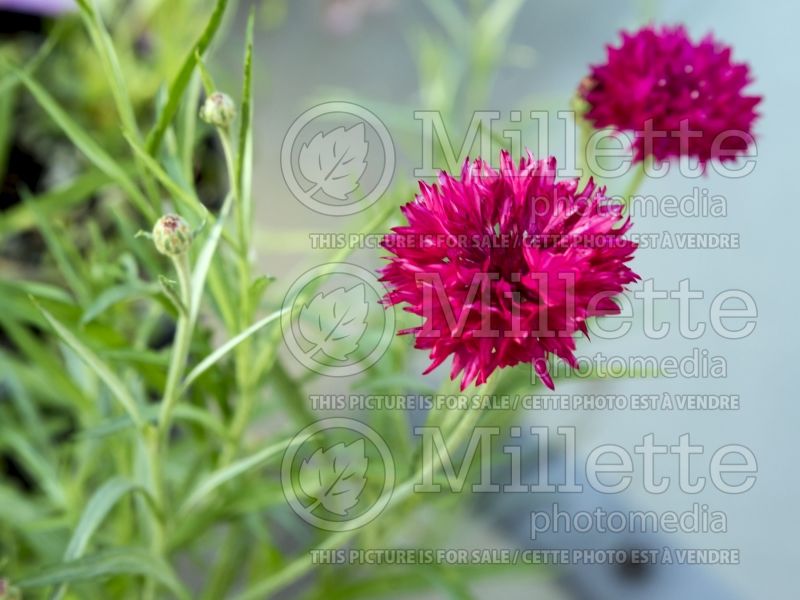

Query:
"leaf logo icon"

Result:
[[298, 123, 369, 200], [298, 440, 369, 516], [298, 284, 369, 361]]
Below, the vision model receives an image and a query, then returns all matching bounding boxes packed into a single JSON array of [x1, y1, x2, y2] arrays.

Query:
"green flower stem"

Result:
[[576, 111, 594, 187], [143, 252, 193, 598], [218, 131, 245, 254], [141, 434, 165, 600], [578, 117, 648, 213], [216, 127, 257, 465], [158, 252, 194, 437], [621, 159, 648, 211]]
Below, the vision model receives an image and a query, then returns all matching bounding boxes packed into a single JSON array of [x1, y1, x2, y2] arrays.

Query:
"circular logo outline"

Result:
[[281, 417, 396, 531], [281, 262, 395, 377], [281, 101, 396, 216]]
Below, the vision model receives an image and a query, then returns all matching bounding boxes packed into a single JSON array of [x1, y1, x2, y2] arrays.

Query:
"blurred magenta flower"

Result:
[[0, 0, 74, 15], [580, 25, 761, 166], [380, 151, 639, 389], [323, 0, 394, 36]]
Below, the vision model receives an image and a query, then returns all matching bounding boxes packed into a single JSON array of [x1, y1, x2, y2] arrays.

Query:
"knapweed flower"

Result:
[[152, 214, 192, 256], [580, 25, 761, 166], [380, 151, 639, 390]]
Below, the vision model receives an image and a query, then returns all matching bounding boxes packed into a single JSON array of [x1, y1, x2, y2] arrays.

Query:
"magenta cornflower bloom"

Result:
[[380, 151, 639, 390], [580, 25, 761, 166]]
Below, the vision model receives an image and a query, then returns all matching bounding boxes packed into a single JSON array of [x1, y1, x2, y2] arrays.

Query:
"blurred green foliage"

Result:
[[0, 1, 603, 597]]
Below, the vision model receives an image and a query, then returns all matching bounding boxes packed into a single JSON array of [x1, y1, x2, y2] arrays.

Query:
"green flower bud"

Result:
[[152, 214, 192, 256], [199, 91, 236, 127]]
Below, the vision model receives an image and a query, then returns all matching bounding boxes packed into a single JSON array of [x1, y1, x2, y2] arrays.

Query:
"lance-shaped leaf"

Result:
[[32, 298, 143, 426], [181, 307, 288, 391], [17, 548, 189, 600], [52, 477, 146, 600]]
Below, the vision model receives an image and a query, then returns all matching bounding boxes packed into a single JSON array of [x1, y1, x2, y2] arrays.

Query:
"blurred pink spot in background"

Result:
[[323, 0, 394, 36]]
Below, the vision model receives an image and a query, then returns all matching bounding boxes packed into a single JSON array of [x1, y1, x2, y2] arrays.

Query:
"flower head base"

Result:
[[580, 25, 761, 166], [380, 151, 639, 390], [199, 92, 236, 128], [152, 214, 192, 256]]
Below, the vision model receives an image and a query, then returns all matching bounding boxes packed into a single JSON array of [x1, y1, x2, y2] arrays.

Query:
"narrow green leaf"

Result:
[[17, 548, 190, 600], [74, 0, 139, 137], [0, 279, 75, 305], [0, 19, 65, 96], [33, 299, 144, 426], [205, 260, 238, 332], [24, 193, 91, 305], [12, 68, 154, 219], [248, 275, 274, 310], [144, 0, 230, 155], [0, 483, 44, 525], [0, 357, 47, 445], [77, 404, 230, 441], [478, 0, 526, 41], [101, 348, 169, 367], [234, 530, 354, 600], [123, 130, 238, 247], [0, 430, 66, 509], [81, 282, 159, 325], [422, 0, 468, 44], [158, 275, 187, 317], [123, 130, 204, 218], [181, 307, 288, 391], [181, 437, 293, 512], [0, 80, 14, 178], [0, 317, 88, 410], [193, 50, 216, 95], [77, 411, 153, 440], [200, 524, 248, 600], [236, 9, 255, 235], [188, 192, 232, 325], [179, 72, 202, 182], [171, 404, 233, 441], [0, 170, 112, 238], [64, 479, 137, 559], [51, 478, 142, 600]]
